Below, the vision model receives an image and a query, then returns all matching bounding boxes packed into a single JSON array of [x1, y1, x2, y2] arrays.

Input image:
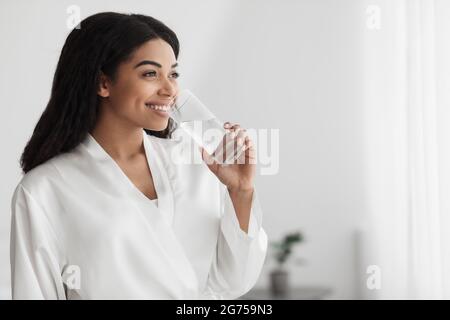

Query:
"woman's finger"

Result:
[[235, 129, 247, 147], [230, 124, 241, 131], [243, 136, 256, 163], [229, 130, 248, 164]]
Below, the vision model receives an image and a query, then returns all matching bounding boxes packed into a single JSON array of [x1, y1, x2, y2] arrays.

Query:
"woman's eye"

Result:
[[143, 71, 179, 79], [143, 71, 157, 78]]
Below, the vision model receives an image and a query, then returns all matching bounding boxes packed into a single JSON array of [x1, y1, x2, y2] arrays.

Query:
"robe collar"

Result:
[[80, 129, 175, 226]]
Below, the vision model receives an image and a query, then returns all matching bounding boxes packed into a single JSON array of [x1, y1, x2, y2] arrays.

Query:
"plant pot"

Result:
[[270, 269, 289, 295]]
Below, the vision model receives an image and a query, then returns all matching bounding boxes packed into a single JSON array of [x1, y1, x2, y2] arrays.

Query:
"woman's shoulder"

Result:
[[15, 151, 74, 196]]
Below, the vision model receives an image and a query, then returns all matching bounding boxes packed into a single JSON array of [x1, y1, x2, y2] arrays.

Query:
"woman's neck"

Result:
[[90, 105, 145, 161]]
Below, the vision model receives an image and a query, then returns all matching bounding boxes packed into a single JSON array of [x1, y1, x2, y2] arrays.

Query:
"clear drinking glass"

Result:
[[168, 89, 246, 164]]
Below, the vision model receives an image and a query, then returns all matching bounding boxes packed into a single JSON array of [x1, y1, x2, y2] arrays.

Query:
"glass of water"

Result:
[[168, 89, 246, 164]]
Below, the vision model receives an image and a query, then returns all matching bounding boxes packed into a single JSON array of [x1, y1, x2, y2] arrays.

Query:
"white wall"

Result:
[[0, 0, 366, 299], [435, 0, 450, 298]]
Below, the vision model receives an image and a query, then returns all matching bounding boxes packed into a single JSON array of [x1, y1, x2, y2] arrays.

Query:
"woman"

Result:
[[10, 12, 267, 299]]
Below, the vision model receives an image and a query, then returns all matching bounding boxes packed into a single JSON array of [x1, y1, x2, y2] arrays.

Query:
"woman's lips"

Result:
[[145, 103, 171, 117]]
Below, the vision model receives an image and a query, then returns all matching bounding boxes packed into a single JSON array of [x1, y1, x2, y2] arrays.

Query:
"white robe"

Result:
[[10, 129, 268, 300]]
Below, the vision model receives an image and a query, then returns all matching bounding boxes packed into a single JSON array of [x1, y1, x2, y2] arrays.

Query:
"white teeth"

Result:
[[145, 104, 171, 111]]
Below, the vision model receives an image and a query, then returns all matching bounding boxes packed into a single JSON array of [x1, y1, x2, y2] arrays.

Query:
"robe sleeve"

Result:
[[10, 184, 66, 300], [200, 185, 268, 299]]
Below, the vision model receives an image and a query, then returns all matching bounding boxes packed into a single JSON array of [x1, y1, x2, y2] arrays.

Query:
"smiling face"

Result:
[[97, 38, 180, 131]]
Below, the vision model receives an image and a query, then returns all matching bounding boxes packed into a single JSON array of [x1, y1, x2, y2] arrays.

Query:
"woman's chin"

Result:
[[146, 119, 169, 131]]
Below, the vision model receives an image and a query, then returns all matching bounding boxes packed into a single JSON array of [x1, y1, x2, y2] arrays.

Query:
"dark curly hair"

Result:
[[20, 12, 179, 174]]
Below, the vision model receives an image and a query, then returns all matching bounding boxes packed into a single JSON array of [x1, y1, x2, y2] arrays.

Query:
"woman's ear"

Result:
[[97, 72, 110, 98]]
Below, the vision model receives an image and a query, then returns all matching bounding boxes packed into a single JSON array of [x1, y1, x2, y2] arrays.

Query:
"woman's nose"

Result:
[[158, 78, 177, 98]]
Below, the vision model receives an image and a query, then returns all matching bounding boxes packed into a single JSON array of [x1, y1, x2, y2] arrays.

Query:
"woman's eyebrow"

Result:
[[133, 60, 178, 69]]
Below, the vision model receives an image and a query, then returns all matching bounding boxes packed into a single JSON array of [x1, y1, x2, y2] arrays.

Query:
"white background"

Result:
[[1, 0, 449, 299]]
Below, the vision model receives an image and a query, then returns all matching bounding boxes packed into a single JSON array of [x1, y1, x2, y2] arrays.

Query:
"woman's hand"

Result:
[[199, 121, 256, 192]]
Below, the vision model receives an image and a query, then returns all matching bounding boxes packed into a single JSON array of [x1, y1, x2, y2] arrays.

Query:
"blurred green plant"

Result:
[[270, 231, 304, 267]]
